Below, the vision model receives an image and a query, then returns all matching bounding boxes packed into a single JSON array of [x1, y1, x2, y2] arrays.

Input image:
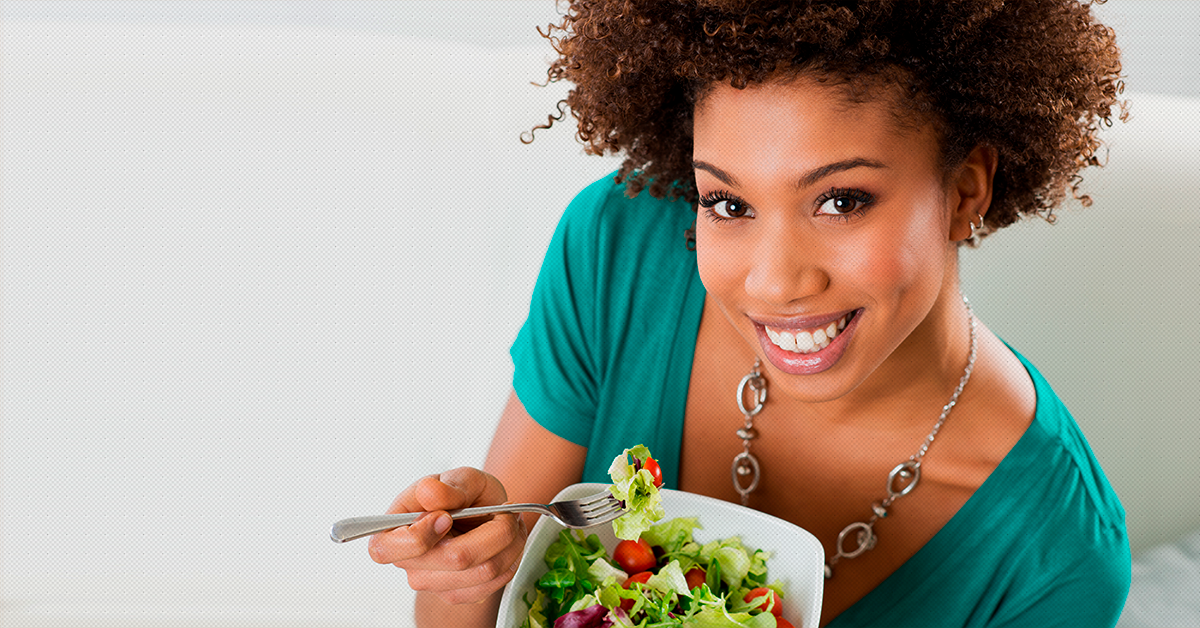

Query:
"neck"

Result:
[[767, 282, 975, 429]]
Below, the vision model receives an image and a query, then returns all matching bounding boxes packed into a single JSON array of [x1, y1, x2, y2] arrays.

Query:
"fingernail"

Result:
[[433, 514, 452, 535]]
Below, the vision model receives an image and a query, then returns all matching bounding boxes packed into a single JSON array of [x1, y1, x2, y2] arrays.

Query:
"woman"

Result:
[[367, 1, 1130, 626]]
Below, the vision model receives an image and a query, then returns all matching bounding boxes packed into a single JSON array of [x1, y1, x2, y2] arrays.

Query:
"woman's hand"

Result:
[[367, 467, 528, 605]]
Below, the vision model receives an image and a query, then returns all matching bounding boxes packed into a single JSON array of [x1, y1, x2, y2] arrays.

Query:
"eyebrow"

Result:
[[692, 157, 888, 189]]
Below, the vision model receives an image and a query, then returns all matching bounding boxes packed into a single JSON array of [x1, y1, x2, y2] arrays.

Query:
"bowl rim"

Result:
[[496, 482, 824, 628]]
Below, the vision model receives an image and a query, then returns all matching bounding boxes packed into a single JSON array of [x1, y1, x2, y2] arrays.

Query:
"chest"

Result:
[[675, 298, 1023, 624]]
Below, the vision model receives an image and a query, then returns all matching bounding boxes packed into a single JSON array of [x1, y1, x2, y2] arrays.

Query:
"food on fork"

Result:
[[607, 445, 666, 540]]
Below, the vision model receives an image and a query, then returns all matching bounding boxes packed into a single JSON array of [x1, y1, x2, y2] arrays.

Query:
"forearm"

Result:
[[414, 589, 502, 628]]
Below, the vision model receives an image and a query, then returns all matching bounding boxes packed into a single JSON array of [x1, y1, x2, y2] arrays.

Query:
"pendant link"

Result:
[[834, 521, 878, 561], [887, 460, 921, 499], [737, 370, 767, 417], [731, 451, 760, 501]]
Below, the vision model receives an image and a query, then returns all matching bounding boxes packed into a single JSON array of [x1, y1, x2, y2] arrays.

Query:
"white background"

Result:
[[3, 2, 1199, 627]]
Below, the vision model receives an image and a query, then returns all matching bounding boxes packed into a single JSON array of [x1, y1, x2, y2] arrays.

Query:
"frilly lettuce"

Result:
[[607, 444, 665, 540], [687, 606, 780, 628], [519, 589, 549, 628], [645, 559, 693, 598], [586, 556, 628, 585], [640, 516, 701, 553]]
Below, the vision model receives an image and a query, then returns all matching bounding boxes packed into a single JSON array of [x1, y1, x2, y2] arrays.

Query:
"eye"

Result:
[[711, 198, 749, 219], [698, 191, 752, 221], [815, 188, 874, 219]]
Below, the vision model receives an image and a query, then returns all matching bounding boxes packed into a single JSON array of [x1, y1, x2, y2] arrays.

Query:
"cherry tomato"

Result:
[[775, 617, 797, 628], [619, 571, 653, 611], [623, 571, 653, 588], [743, 587, 783, 617], [613, 539, 656, 573], [642, 456, 664, 488], [684, 567, 706, 591]]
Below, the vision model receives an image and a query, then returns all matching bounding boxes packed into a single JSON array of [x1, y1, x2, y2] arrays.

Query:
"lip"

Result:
[[752, 308, 863, 376], [748, 308, 859, 332]]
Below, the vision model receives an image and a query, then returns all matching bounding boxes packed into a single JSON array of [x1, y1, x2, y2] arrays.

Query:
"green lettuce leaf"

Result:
[[646, 559, 692, 598], [587, 557, 628, 586], [640, 517, 701, 554], [701, 539, 752, 589], [685, 606, 778, 628], [607, 445, 665, 540], [520, 589, 549, 628]]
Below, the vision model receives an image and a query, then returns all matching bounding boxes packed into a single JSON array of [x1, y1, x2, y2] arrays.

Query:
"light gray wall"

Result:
[[4, 0, 1199, 97], [2, 2, 1197, 627]]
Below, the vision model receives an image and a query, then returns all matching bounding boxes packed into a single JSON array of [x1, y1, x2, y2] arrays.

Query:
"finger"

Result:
[[384, 473, 440, 515], [414, 467, 508, 513], [408, 517, 528, 606], [426, 551, 521, 606], [367, 510, 454, 565], [384, 468, 505, 515], [405, 514, 527, 591], [388, 510, 524, 573]]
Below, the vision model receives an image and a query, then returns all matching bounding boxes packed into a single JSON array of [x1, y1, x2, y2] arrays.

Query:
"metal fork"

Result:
[[330, 490, 624, 543]]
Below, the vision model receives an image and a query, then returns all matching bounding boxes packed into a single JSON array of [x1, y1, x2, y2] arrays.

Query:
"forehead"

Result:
[[692, 78, 941, 180]]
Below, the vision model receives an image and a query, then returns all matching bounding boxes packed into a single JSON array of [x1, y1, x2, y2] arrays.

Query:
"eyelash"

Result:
[[697, 190, 746, 224], [815, 187, 875, 223], [697, 187, 876, 224]]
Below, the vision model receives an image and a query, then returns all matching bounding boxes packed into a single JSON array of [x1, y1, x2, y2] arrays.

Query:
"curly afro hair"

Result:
[[528, 0, 1125, 238]]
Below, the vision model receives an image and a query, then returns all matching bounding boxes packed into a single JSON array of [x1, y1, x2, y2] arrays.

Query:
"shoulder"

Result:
[[557, 171, 696, 251], [1015, 347, 1127, 525], [984, 346, 1131, 626]]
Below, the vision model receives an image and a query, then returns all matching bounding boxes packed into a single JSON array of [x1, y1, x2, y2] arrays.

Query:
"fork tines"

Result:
[[582, 494, 622, 514]]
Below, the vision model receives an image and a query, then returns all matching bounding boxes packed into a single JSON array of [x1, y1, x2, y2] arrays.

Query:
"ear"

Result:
[[947, 144, 999, 242]]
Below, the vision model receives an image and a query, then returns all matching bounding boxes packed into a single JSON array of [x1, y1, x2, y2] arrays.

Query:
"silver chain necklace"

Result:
[[731, 295, 977, 579]]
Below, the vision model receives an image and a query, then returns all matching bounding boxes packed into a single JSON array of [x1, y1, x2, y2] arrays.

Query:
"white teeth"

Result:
[[795, 331, 814, 352], [765, 313, 852, 354], [777, 330, 797, 351]]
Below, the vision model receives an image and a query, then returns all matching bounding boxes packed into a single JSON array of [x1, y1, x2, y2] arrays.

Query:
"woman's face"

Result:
[[692, 77, 961, 403]]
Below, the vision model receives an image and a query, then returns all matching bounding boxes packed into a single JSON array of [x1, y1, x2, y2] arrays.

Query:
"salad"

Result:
[[519, 446, 797, 628], [519, 517, 795, 628]]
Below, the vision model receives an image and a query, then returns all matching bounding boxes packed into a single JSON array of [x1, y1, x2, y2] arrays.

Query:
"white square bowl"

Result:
[[496, 483, 824, 628]]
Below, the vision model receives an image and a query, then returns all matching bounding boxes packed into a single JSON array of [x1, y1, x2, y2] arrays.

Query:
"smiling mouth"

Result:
[[763, 310, 859, 355]]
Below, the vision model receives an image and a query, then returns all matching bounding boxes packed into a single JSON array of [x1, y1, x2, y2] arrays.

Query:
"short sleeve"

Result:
[[989, 522, 1131, 628], [509, 177, 614, 446]]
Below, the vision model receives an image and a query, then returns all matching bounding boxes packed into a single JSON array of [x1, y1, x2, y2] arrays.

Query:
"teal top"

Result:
[[511, 174, 1130, 627]]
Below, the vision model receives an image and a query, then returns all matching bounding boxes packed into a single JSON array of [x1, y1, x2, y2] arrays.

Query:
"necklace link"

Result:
[[736, 365, 767, 417], [731, 361, 767, 504], [887, 460, 921, 500]]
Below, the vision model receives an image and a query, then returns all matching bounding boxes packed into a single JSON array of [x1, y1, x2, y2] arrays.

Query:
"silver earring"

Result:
[[969, 213, 985, 236]]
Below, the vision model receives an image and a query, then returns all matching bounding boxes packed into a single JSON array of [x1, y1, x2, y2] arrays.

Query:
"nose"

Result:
[[743, 224, 829, 306]]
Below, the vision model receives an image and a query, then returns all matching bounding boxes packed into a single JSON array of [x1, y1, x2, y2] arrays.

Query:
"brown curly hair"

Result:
[[527, 0, 1125, 238]]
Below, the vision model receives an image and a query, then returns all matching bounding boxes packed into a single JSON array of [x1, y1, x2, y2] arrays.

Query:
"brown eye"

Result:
[[818, 195, 862, 215], [815, 188, 874, 218], [709, 199, 750, 219], [698, 191, 754, 221], [832, 197, 857, 213]]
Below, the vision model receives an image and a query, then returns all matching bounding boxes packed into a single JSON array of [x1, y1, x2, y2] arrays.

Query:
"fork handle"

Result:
[[330, 503, 548, 543]]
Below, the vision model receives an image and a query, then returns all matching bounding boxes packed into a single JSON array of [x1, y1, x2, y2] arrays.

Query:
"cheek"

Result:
[[694, 225, 740, 297], [840, 203, 948, 301]]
